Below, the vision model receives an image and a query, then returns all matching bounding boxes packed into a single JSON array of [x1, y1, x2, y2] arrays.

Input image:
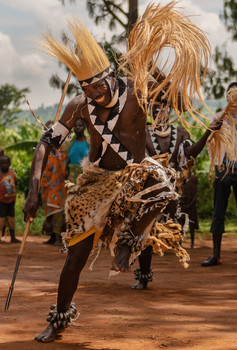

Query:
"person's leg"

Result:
[[0, 226, 6, 242], [232, 169, 237, 203], [212, 233, 222, 259], [202, 168, 230, 266], [0, 202, 7, 243], [113, 174, 172, 272], [1, 226, 6, 237], [35, 234, 94, 343], [9, 229, 21, 243], [131, 245, 153, 290], [53, 212, 64, 246], [7, 202, 20, 243], [43, 233, 56, 244], [189, 224, 195, 249], [54, 233, 63, 246], [42, 215, 56, 244]]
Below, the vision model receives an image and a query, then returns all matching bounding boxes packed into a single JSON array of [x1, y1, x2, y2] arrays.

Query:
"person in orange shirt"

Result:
[[0, 155, 20, 243]]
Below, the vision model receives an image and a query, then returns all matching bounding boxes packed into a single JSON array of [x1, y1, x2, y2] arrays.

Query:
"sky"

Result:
[[0, 0, 236, 110]]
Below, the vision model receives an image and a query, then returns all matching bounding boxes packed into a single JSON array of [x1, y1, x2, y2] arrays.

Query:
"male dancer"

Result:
[[132, 100, 222, 290], [23, 3, 212, 342]]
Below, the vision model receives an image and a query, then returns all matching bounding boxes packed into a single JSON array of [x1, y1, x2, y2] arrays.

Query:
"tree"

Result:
[[204, 0, 237, 101], [0, 84, 30, 128], [86, 0, 138, 40], [221, 0, 237, 40]]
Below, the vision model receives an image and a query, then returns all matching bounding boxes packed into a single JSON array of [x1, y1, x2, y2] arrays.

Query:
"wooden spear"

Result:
[[4, 69, 72, 311]]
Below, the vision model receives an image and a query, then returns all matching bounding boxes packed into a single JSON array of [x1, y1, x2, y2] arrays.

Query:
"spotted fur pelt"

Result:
[[64, 156, 178, 246]]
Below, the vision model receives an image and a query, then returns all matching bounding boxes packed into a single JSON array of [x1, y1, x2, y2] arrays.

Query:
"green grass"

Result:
[[12, 193, 237, 238], [191, 218, 237, 241], [15, 194, 45, 236]]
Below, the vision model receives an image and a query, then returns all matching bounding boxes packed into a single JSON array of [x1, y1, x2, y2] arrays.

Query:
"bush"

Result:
[[15, 194, 45, 236]]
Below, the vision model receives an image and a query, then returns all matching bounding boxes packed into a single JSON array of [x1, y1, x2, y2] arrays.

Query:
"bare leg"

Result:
[[112, 245, 131, 272], [35, 234, 94, 343], [131, 245, 153, 290], [112, 202, 162, 272], [190, 228, 195, 249], [10, 229, 21, 243], [113, 177, 167, 272]]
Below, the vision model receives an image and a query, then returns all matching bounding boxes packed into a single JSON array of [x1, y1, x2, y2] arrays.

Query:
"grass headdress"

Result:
[[39, 18, 111, 86]]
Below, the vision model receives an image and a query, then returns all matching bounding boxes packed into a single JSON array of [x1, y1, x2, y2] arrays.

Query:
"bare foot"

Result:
[[112, 245, 131, 272], [131, 281, 147, 290], [35, 323, 64, 343]]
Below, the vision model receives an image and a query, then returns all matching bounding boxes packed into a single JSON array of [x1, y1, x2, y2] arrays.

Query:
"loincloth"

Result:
[[63, 155, 179, 250]]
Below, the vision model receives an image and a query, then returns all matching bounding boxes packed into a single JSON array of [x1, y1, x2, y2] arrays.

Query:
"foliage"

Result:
[[204, 0, 237, 99], [15, 194, 45, 235], [86, 0, 129, 40], [49, 69, 81, 98], [204, 45, 237, 100], [0, 84, 30, 128], [221, 0, 237, 40], [58, 0, 75, 5], [1, 121, 42, 197]]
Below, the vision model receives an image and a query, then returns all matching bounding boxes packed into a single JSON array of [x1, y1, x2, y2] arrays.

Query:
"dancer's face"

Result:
[[82, 79, 111, 106]]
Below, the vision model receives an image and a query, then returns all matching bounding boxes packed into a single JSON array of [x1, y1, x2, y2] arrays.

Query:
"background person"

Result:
[[201, 82, 237, 267], [132, 101, 222, 289], [0, 155, 20, 243], [180, 174, 199, 249], [67, 118, 89, 183], [0, 147, 7, 242]]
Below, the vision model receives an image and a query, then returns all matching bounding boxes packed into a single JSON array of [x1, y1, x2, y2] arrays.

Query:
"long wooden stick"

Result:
[[54, 69, 72, 124], [5, 221, 31, 311], [5, 70, 72, 311]]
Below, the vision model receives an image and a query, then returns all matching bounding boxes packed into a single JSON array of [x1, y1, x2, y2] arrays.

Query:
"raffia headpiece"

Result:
[[119, 1, 212, 126], [39, 18, 111, 85], [207, 86, 237, 176]]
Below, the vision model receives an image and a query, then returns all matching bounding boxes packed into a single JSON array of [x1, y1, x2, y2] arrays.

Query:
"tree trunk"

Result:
[[127, 0, 138, 34]]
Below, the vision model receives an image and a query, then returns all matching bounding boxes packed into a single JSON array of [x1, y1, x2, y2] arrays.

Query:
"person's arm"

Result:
[[23, 95, 85, 222], [145, 128, 155, 156], [184, 119, 223, 159], [23, 141, 53, 222]]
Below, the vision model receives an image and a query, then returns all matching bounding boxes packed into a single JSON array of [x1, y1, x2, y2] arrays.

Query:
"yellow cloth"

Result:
[[67, 226, 104, 248]]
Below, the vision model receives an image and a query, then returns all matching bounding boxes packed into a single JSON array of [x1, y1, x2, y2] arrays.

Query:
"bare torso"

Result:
[[61, 80, 147, 170], [146, 126, 190, 170]]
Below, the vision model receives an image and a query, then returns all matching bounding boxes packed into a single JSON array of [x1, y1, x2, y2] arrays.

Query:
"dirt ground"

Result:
[[1, 234, 237, 350]]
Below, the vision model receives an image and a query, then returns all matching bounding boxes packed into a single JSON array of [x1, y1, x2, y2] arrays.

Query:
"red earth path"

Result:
[[1, 234, 237, 350]]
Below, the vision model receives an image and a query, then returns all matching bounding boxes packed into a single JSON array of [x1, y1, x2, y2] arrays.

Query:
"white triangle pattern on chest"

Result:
[[87, 77, 135, 165], [149, 125, 178, 159]]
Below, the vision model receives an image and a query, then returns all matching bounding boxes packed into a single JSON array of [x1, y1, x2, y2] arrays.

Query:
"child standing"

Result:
[[0, 148, 7, 241], [0, 155, 20, 243]]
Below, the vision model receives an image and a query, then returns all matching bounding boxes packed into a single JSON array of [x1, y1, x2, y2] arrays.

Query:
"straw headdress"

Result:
[[119, 1, 212, 126], [39, 18, 110, 85], [207, 86, 237, 175]]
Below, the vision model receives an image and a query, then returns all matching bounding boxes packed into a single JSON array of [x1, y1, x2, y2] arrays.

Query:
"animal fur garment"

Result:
[[148, 220, 190, 269], [63, 156, 189, 268]]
